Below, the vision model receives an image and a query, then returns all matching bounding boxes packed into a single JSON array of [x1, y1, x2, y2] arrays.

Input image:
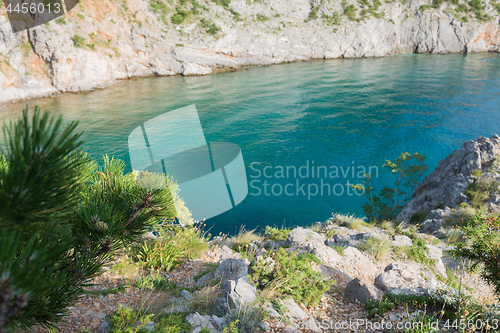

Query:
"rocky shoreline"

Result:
[[1, 0, 500, 103]]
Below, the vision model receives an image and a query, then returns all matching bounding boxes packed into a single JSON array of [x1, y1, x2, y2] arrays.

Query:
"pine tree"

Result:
[[0, 106, 176, 331]]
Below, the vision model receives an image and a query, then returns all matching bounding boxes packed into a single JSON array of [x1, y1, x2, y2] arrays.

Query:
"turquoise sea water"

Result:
[[1, 53, 500, 234]]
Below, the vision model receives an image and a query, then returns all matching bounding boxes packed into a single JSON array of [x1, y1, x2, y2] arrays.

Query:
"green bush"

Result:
[[344, 4, 358, 20], [138, 237, 184, 271], [150, 0, 170, 23], [308, 6, 319, 20], [264, 226, 291, 241], [404, 237, 436, 268], [200, 19, 221, 35], [108, 306, 192, 332], [171, 10, 189, 24], [164, 223, 208, 259], [71, 35, 85, 47], [135, 276, 176, 291], [410, 211, 428, 224], [351, 152, 427, 222], [0, 107, 178, 331], [357, 236, 392, 260], [251, 248, 332, 307], [463, 177, 499, 209], [451, 212, 500, 297]]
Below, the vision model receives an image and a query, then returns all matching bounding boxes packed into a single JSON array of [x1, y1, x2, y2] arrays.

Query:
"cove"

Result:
[[1, 53, 500, 235]]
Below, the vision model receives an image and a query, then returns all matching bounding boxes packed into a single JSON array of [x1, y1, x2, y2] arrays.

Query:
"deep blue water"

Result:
[[2, 53, 500, 235]]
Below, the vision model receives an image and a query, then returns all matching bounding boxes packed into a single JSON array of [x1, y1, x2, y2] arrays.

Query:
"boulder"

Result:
[[285, 227, 326, 247], [343, 277, 383, 304], [285, 227, 342, 266], [282, 298, 309, 320], [227, 277, 257, 308]]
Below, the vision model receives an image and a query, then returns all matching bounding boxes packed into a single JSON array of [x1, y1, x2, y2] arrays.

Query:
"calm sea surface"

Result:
[[2, 53, 500, 234]]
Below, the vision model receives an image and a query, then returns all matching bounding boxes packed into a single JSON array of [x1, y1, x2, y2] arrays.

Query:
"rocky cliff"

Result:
[[0, 0, 499, 102], [398, 134, 500, 222]]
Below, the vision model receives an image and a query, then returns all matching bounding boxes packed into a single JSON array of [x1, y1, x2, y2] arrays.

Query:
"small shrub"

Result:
[[256, 13, 269, 21], [165, 223, 208, 260], [211, 0, 231, 6], [404, 237, 436, 268], [150, 0, 170, 24], [322, 12, 341, 25], [19, 42, 32, 57], [193, 263, 218, 282], [344, 4, 358, 20], [472, 169, 483, 178], [410, 211, 428, 224], [251, 248, 331, 307], [327, 213, 367, 229], [171, 10, 189, 24], [264, 226, 291, 241], [366, 293, 435, 318], [108, 306, 153, 333], [458, 202, 470, 208], [308, 6, 319, 20], [357, 236, 392, 260], [230, 226, 263, 254], [55, 17, 66, 24], [380, 221, 394, 232], [154, 313, 193, 332], [443, 227, 463, 244], [365, 297, 395, 317]]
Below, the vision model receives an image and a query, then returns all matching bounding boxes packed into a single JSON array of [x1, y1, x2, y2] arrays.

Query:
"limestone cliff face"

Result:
[[0, 0, 499, 102]]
